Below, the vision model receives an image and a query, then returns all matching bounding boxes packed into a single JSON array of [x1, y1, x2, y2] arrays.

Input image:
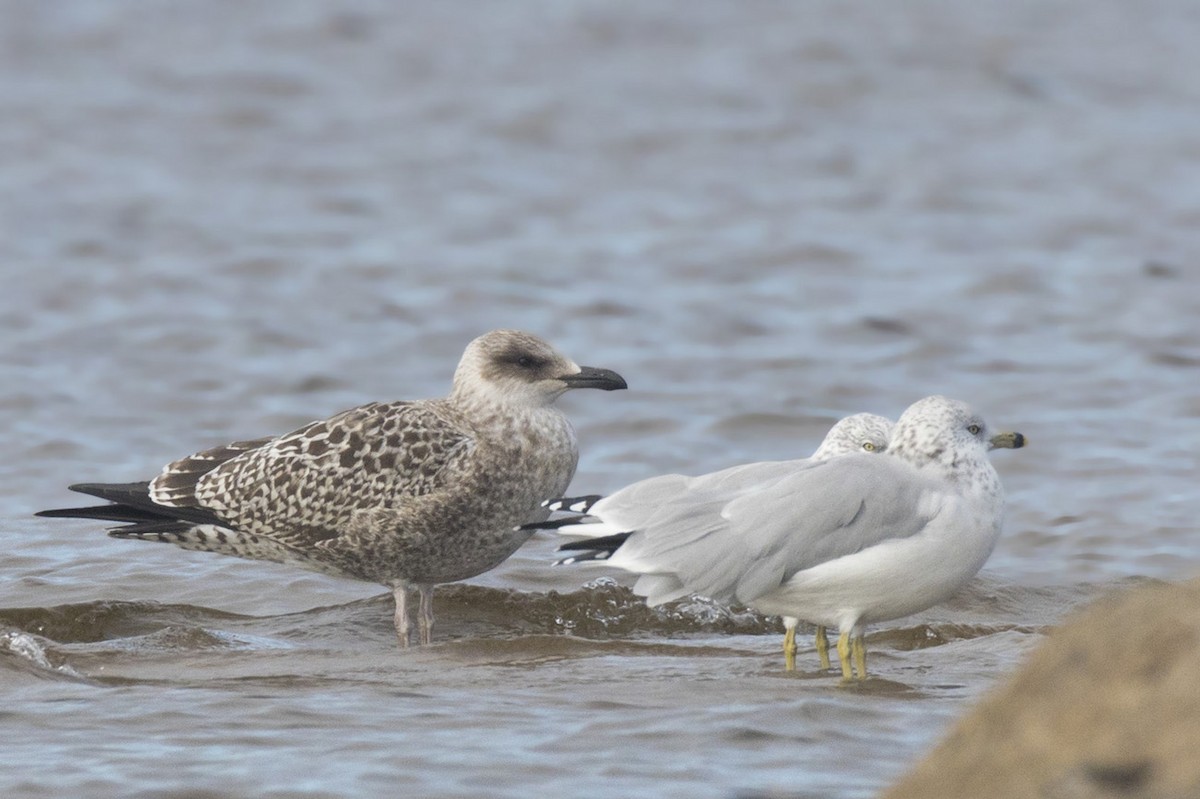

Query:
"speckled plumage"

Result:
[[808, 413, 893, 461], [38, 329, 627, 645]]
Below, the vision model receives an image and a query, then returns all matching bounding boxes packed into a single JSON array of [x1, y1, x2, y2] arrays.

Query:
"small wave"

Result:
[[433, 578, 778, 638], [96, 625, 296, 653], [0, 584, 777, 654], [0, 599, 249, 644], [0, 578, 1087, 656], [869, 622, 1036, 652], [0, 630, 84, 679]]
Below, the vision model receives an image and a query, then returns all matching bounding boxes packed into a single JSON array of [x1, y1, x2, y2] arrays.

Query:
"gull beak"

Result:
[[989, 431, 1026, 450], [558, 366, 628, 391]]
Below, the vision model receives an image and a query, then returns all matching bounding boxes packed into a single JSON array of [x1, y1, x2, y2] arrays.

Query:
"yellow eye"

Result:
[[967, 424, 981, 435], [862, 442, 876, 452]]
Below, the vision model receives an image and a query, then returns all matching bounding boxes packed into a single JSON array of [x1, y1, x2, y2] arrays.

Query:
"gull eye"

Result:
[[862, 442, 876, 452], [512, 353, 549, 370], [967, 424, 981, 435]]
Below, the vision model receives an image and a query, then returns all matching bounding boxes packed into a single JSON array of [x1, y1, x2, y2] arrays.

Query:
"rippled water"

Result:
[[3, 1, 1199, 797]]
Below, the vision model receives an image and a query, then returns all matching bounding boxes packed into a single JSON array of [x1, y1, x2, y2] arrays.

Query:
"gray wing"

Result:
[[591, 473, 692, 529], [681, 459, 806, 494], [148, 401, 475, 547], [612, 455, 941, 606], [593, 459, 806, 531]]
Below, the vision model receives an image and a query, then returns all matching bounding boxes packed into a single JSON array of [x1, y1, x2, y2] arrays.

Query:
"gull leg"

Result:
[[852, 635, 868, 680], [815, 625, 831, 671], [782, 620, 797, 672], [836, 631, 854, 682], [393, 586, 413, 647], [417, 584, 435, 646]]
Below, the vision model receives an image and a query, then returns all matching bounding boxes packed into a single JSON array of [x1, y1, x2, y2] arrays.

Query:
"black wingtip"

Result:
[[553, 550, 614, 566], [66, 481, 154, 503], [40, 481, 231, 529], [35, 507, 76, 519], [519, 516, 599, 532], [541, 494, 604, 514], [35, 503, 166, 523], [557, 531, 632, 553]]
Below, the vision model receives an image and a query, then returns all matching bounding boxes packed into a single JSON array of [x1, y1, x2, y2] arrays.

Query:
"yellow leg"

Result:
[[852, 635, 867, 680], [815, 626, 831, 671], [836, 631, 853, 681], [782, 626, 797, 672]]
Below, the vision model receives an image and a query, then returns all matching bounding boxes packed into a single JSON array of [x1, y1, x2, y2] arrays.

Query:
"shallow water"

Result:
[[3, 1, 1199, 797]]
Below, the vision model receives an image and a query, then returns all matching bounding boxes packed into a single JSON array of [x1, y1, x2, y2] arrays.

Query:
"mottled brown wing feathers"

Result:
[[167, 401, 474, 547], [150, 437, 276, 507]]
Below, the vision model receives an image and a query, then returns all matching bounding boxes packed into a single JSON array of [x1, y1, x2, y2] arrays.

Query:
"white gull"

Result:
[[535, 396, 1024, 680]]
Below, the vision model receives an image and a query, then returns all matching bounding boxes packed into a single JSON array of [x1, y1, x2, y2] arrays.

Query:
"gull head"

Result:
[[810, 413, 894, 461], [452, 329, 627, 408], [888, 395, 1023, 469]]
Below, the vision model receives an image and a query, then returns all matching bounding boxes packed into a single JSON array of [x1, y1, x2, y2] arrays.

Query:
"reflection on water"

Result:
[[3, 0, 1199, 797]]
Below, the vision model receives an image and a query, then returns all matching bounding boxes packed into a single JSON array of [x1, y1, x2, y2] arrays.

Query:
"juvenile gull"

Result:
[[530, 412, 893, 671], [37, 329, 627, 646], [535, 396, 1024, 680]]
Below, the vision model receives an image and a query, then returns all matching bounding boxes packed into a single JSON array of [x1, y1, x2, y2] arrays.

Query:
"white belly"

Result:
[[750, 502, 1002, 634]]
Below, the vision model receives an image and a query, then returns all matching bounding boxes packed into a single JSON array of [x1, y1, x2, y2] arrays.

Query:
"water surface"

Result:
[[2, 1, 1199, 797]]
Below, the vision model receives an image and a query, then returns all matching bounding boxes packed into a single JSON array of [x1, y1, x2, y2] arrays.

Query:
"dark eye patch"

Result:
[[501, 348, 550, 370]]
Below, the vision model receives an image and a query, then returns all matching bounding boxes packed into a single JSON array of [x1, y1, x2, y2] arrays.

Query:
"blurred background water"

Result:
[[2, 1, 1198, 797]]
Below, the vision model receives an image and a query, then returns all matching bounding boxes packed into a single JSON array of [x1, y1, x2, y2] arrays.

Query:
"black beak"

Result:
[[559, 366, 628, 391]]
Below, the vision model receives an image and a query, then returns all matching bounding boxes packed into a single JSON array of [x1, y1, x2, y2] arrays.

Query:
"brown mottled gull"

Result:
[[37, 329, 627, 646]]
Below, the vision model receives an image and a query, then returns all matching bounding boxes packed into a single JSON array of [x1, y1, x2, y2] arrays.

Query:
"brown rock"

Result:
[[882, 578, 1200, 799]]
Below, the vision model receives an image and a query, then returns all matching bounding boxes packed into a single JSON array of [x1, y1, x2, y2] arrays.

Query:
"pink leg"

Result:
[[393, 585, 412, 647], [417, 584, 435, 645]]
